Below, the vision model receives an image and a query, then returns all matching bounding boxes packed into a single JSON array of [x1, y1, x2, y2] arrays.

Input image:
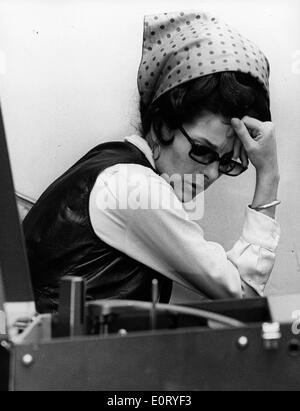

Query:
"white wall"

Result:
[[0, 0, 300, 302]]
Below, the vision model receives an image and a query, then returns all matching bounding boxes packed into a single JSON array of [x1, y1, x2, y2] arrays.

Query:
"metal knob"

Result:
[[262, 322, 282, 350], [237, 336, 249, 350], [22, 354, 34, 367]]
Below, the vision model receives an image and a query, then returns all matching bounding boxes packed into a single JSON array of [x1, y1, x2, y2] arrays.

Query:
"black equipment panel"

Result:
[[0, 342, 10, 391], [0, 104, 33, 303], [11, 324, 300, 391]]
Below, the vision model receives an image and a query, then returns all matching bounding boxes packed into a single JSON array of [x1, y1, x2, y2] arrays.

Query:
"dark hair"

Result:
[[139, 72, 271, 145]]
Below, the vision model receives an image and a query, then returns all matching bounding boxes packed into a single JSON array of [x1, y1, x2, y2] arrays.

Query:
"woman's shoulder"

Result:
[[90, 161, 185, 224], [96, 163, 169, 188], [92, 163, 176, 210]]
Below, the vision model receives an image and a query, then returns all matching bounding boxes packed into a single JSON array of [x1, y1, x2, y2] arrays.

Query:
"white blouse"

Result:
[[89, 135, 280, 299]]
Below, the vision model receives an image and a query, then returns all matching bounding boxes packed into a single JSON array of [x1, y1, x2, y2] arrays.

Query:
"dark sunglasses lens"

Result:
[[190, 146, 216, 165], [219, 160, 247, 176]]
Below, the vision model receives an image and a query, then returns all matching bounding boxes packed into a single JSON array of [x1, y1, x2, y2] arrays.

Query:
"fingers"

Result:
[[232, 135, 248, 168], [231, 118, 255, 151], [241, 116, 264, 131], [233, 138, 242, 160], [240, 146, 249, 169]]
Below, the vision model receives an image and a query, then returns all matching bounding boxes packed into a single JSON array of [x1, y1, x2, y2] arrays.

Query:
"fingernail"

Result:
[[231, 118, 241, 127]]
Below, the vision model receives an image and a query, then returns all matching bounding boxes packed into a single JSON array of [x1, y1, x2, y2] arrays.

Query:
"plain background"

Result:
[[0, 0, 299, 302]]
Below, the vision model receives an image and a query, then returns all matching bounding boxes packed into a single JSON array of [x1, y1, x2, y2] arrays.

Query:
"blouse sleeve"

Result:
[[227, 207, 280, 296], [89, 163, 280, 299]]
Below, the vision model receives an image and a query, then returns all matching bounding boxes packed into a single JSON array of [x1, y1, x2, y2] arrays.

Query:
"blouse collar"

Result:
[[124, 135, 156, 169]]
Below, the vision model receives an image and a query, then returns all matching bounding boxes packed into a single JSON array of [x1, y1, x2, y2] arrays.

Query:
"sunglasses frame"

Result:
[[178, 125, 248, 177]]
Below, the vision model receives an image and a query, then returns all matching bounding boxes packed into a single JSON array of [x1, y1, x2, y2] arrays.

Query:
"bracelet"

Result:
[[249, 200, 281, 211]]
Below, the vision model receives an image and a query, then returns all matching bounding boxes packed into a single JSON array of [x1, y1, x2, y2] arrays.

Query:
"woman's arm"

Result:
[[90, 163, 280, 299], [231, 117, 280, 219], [227, 206, 280, 296]]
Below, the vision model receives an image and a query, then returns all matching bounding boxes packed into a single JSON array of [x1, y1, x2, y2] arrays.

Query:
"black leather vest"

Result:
[[23, 141, 173, 313]]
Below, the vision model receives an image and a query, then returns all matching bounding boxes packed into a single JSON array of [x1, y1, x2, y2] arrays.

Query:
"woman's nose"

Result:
[[204, 161, 220, 182]]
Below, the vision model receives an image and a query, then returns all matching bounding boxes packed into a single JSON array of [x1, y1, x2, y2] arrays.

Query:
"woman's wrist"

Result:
[[251, 168, 280, 219], [249, 201, 281, 219], [255, 165, 280, 184]]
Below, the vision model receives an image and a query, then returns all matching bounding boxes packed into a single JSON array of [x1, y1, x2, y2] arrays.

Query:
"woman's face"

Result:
[[154, 110, 237, 201]]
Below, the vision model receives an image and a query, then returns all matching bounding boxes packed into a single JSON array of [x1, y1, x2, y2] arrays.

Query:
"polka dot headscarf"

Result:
[[137, 10, 270, 107]]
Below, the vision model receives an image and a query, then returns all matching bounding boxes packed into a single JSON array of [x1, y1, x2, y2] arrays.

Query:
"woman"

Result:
[[24, 10, 280, 313]]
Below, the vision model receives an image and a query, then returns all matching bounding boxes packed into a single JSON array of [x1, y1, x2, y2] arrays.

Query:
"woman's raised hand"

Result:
[[231, 116, 279, 177], [231, 116, 280, 218], [232, 134, 249, 169]]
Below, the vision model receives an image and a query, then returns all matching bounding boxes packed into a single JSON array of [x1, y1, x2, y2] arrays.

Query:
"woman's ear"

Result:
[[153, 118, 175, 145], [152, 116, 163, 142]]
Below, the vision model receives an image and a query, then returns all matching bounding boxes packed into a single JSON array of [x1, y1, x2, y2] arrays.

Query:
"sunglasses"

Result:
[[178, 125, 248, 177]]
